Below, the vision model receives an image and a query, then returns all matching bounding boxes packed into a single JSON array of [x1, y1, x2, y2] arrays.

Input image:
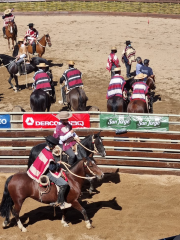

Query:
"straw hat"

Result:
[[113, 67, 121, 72], [111, 46, 117, 51], [56, 111, 72, 120], [68, 61, 75, 65], [18, 38, 24, 42], [134, 73, 147, 80], [4, 9, 11, 15], [36, 63, 49, 68]]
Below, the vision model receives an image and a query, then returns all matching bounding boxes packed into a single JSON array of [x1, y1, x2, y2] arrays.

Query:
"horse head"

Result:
[[146, 77, 156, 90], [93, 131, 106, 157], [83, 157, 104, 180], [8, 21, 14, 34], [45, 34, 52, 47]]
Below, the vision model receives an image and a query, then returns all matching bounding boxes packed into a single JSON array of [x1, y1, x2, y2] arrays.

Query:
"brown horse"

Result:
[[0, 158, 104, 232], [27, 34, 52, 57], [67, 87, 88, 111], [107, 95, 128, 112], [5, 21, 16, 50], [127, 77, 156, 113]]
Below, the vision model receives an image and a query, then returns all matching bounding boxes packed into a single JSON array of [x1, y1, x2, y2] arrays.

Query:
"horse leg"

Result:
[[12, 38, 14, 50], [71, 200, 92, 229], [88, 179, 94, 194], [61, 209, 69, 227], [12, 200, 27, 232], [8, 74, 14, 88]]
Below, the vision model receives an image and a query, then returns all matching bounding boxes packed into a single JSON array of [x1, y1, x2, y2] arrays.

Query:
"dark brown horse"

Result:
[[27, 34, 52, 57], [0, 158, 103, 232], [107, 95, 128, 112], [5, 21, 16, 50], [127, 77, 156, 113], [67, 87, 88, 111]]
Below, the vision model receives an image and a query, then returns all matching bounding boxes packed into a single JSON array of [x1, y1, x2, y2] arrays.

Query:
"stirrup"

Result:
[[50, 201, 72, 209]]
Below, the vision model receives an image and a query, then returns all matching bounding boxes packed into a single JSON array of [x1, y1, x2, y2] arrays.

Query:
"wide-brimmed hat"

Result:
[[124, 40, 132, 45], [4, 9, 11, 15], [68, 61, 75, 65], [36, 63, 49, 68], [56, 111, 72, 120], [111, 46, 117, 51], [45, 136, 59, 146], [18, 38, 24, 42], [134, 73, 147, 80], [27, 23, 34, 27], [113, 67, 121, 72]]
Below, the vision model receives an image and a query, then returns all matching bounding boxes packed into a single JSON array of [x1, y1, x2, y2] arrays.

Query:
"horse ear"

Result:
[[94, 130, 102, 138]]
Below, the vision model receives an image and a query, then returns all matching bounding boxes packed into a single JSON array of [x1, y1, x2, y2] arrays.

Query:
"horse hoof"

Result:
[[61, 220, 69, 227], [2, 220, 8, 228], [21, 227, 27, 232], [85, 220, 92, 229]]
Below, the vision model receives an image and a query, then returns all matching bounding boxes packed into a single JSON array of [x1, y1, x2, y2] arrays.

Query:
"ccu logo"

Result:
[[25, 117, 34, 126]]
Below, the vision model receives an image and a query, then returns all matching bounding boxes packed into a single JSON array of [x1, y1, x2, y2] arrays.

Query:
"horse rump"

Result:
[[127, 100, 148, 113], [0, 175, 14, 223], [78, 88, 88, 111], [107, 96, 125, 112], [30, 89, 51, 112]]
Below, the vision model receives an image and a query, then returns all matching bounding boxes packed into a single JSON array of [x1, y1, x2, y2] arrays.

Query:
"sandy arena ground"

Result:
[[0, 15, 180, 240], [0, 15, 179, 113]]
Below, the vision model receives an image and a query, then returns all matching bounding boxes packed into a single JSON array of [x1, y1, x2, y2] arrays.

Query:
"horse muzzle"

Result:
[[97, 172, 104, 180]]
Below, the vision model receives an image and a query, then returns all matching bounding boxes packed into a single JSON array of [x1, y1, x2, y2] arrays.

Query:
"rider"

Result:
[[136, 57, 143, 75], [140, 59, 154, 82], [122, 40, 136, 78], [32, 62, 52, 93], [15, 37, 29, 76], [106, 67, 127, 100], [53, 111, 80, 166], [131, 73, 150, 110], [59, 61, 83, 105], [27, 135, 72, 209], [2, 8, 17, 39], [24, 23, 38, 56], [106, 46, 120, 77]]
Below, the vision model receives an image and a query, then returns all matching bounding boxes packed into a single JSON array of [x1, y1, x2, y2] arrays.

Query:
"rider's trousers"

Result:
[[60, 144, 76, 166], [46, 172, 68, 186]]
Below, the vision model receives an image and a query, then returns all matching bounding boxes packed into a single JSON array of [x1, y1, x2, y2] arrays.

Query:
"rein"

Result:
[[37, 36, 50, 48], [0, 59, 16, 68], [61, 161, 96, 179], [74, 135, 98, 154]]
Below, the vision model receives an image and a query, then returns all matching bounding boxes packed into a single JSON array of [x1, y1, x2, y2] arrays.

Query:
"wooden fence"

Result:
[[1, 129, 180, 175]]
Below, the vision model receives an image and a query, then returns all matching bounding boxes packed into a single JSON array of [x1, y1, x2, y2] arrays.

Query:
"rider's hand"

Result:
[[57, 161, 61, 164]]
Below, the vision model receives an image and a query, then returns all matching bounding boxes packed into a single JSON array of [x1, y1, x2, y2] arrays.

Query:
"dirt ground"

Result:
[[1, 172, 180, 240], [0, 15, 179, 113], [0, 15, 180, 240]]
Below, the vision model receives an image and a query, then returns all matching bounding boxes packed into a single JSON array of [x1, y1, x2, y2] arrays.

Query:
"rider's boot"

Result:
[[59, 86, 68, 105], [16, 64, 22, 77], [2, 27, 6, 38], [50, 185, 72, 209], [32, 42, 38, 56]]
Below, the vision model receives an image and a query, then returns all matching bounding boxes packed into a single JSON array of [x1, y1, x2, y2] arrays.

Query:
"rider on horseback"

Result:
[[106, 46, 120, 77], [15, 38, 29, 76], [53, 111, 80, 166], [122, 40, 136, 78], [2, 8, 17, 39], [140, 59, 155, 81], [32, 62, 52, 94], [106, 67, 127, 100], [27, 135, 72, 209], [24, 23, 39, 56], [136, 57, 143, 75], [59, 61, 83, 105]]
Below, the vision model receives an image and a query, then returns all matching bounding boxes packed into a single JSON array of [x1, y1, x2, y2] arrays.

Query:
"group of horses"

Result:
[[0, 132, 106, 231], [107, 77, 156, 113]]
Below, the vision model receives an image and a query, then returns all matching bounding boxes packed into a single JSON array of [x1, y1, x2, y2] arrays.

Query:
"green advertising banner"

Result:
[[100, 114, 169, 131]]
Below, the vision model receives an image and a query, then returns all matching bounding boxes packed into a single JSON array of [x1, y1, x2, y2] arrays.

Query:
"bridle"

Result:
[[74, 135, 99, 154], [37, 35, 51, 48]]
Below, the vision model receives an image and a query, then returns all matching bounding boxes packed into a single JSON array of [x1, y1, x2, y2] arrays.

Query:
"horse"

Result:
[[27, 131, 106, 193], [67, 87, 88, 111], [127, 77, 156, 113], [5, 21, 17, 50], [0, 158, 104, 232], [30, 89, 51, 112], [0, 54, 49, 91], [107, 95, 128, 112], [27, 34, 51, 57]]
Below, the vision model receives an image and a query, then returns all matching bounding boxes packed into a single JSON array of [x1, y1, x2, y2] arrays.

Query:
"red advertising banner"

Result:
[[23, 113, 90, 129]]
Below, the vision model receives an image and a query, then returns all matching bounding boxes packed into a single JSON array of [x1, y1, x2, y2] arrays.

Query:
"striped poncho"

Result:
[[106, 75, 126, 99]]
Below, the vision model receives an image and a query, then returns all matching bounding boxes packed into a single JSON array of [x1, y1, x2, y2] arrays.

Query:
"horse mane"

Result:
[[38, 35, 46, 42], [0, 54, 15, 61], [69, 159, 83, 170]]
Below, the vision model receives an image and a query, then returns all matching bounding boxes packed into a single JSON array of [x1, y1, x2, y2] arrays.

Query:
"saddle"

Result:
[[52, 144, 78, 162], [65, 86, 84, 104]]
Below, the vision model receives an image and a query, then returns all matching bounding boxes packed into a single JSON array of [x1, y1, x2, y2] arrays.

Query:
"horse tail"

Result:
[[112, 95, 118, 112], [12, 43, 19, 57], [0, 175, 14, 222], [78, 88, 87, 111]]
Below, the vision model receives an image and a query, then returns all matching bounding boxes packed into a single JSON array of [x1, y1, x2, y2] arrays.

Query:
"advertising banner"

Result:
[[100, 114, 169, 131], [0, 115, 11, 129], [23, 113, 90, 129]]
